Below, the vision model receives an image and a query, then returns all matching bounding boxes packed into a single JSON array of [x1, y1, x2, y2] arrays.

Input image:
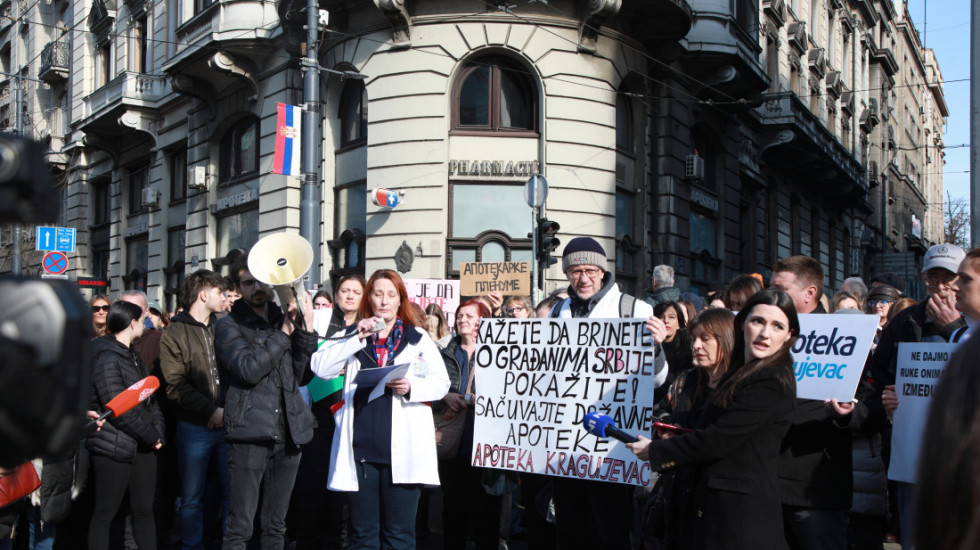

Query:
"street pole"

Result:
[[971, 0, 979, 247], [11, 76, 22, 276], [299, 0, 322, 287], [531, 207, 539, 307]]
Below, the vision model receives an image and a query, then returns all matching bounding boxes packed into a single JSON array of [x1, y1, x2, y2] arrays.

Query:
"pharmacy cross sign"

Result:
[[43, 251, 69, 275]]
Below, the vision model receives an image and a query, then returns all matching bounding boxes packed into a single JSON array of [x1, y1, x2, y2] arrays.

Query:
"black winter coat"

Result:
[[86, 336, 165, 461], [646, 367, 796, 550], [216, 300, 316, 445]]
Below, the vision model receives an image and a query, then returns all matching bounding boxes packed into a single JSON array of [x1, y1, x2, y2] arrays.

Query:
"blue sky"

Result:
[[904, 0, 971, 203]]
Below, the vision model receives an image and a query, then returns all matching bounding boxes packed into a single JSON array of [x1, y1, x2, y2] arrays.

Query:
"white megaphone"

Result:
[[247, 233, 314, 322]]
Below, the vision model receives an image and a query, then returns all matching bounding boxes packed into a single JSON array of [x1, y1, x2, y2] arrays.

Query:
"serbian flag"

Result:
[[273, 103, 302, 176]]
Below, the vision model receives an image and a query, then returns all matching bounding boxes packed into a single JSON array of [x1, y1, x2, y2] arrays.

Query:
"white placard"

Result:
[[471, 318, 656, 487], [403, 278, 459, 326], [887, 342, 954, 483], [792, 314, 880, 401]]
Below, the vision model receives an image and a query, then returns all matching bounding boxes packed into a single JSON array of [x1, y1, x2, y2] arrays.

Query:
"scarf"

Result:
[[371, 318, 404, 367]]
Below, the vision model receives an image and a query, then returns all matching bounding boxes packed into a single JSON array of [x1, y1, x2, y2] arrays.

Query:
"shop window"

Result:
[[453, 56, 537, 134], [447, 184, 532, 277], [219, 117, 259, 184], [216, 207, 259, 258], [339, 80, 367, 147], [329, 182, 367, 282], [124, 237, 149, 291], [615, 82, 645, 293]]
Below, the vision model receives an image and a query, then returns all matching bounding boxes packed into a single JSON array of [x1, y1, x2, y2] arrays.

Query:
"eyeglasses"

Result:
[[505, 306, 526, 315], [868, 299, 894, 307], [239, 279, 261, 288], [568, 268, 602, 280], [91, 305, 110, 313]]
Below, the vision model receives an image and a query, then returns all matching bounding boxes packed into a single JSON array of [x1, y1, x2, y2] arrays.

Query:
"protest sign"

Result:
[[888, 342, 954, 483], [471, 318, 656, 487], [460, 262, 530, 296], [792, 313, 879, 401], [403, 278, 459, 324]]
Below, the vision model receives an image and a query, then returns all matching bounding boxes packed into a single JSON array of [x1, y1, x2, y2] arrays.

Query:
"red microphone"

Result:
[[86, 376, 160, 432]]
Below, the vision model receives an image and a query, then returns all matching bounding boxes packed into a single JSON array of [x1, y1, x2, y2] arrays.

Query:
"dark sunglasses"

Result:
[[92, 305, 110, 313]]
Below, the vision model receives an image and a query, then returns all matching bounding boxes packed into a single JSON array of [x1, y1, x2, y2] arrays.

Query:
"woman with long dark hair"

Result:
[[310, 269, 449, 549], [86, 301, 165, 550], [629, 289, 798, 549], [653, 301, 694, 402]]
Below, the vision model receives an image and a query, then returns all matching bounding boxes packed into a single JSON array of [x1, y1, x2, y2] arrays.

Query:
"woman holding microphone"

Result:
[[628, 289, 799, 549], [87, 300, 165, 550], [310, 269, 449, 549]]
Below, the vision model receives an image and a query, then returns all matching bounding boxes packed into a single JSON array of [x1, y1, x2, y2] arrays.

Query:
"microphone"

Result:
[[86, 376, 160, 432], [583, 412, 639, 443]]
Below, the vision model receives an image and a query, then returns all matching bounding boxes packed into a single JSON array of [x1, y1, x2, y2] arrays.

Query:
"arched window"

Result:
[[219, 116, 259, 183], [453, 56, 537, 134], [339, 80, 367, 146]]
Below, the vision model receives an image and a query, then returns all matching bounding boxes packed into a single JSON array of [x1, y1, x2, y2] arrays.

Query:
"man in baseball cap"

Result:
[[867, 243, 967, 546]]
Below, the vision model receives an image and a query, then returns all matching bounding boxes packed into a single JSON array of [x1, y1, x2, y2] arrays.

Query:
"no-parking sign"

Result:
[[42, 251, 69, 275]]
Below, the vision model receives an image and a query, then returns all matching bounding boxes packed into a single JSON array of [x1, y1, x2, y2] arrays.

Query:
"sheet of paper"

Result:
[[353, 363, 411, 402]]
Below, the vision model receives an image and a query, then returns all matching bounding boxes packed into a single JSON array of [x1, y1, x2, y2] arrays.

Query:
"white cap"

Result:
[[921, 244, 966, 274]]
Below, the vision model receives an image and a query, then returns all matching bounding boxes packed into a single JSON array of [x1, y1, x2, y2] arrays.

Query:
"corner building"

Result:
[[3, 0, 948, 303]]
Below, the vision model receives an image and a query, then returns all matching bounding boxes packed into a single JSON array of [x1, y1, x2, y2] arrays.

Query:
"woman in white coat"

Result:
[[310, 269, 449, 549]]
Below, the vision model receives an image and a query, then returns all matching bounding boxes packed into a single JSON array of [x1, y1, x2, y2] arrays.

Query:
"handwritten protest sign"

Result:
[[460, 262, 530, 296], [471, 318, 656, 487], [403, 278, 459, 324], [888, 342, 953, 483], [792, 313, 879, 401]]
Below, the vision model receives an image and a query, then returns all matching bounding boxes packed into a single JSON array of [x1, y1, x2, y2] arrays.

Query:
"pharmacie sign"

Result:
[[448, 159, 540, 178]]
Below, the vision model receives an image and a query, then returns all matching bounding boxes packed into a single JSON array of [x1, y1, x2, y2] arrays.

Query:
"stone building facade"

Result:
[[0, 0, 949, 304]]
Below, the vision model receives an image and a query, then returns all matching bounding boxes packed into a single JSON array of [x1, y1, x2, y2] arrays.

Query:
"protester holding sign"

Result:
[[628, 289, 798, 550], [869, 243, 967, 548], [548, 237, 667, 550], [308, 269, 449, 549]]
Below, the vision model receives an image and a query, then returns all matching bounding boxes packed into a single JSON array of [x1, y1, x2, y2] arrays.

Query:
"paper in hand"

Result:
[[353, 363, 411, 402]]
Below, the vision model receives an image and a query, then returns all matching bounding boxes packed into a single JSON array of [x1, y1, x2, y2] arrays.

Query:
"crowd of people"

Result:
[[3, 237, 980, 550]]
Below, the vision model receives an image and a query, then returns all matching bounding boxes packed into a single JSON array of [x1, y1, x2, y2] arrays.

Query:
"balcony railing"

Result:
[[39, 41, 71, 84], [82, 72, 170, 120]]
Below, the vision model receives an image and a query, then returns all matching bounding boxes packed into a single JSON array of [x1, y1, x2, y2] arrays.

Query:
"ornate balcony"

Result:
[[753, 91, 867, 201], [39, 41, 70, 84], [77, 72, 172, 147]]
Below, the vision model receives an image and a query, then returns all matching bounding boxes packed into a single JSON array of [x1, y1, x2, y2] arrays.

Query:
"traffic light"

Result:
[[536, 218, 560, 270]]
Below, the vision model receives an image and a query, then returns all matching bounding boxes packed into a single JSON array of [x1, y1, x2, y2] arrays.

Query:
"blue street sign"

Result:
[[56, 227, 76, 252], [36, 226, 76, 252]]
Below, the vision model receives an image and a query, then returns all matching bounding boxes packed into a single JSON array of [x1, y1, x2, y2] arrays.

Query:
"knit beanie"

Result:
[[562, 237, 607, 272]]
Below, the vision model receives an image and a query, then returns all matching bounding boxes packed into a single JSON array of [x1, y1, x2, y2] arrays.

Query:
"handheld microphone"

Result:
[[86, 376, 160, 432], [583, 412, 639, 443]]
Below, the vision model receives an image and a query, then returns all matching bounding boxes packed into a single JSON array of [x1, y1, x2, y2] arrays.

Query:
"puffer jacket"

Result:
[[86, 336, 165, 461], [432, 336, 469, 414], [39, 452, 74, 524], [216, 299, 316, 445], [850, 432, 887, 515], [160, 311, 223, 425]]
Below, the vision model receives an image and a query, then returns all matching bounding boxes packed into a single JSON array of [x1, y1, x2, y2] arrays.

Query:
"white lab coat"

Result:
[[310, 325, 450, 491]]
